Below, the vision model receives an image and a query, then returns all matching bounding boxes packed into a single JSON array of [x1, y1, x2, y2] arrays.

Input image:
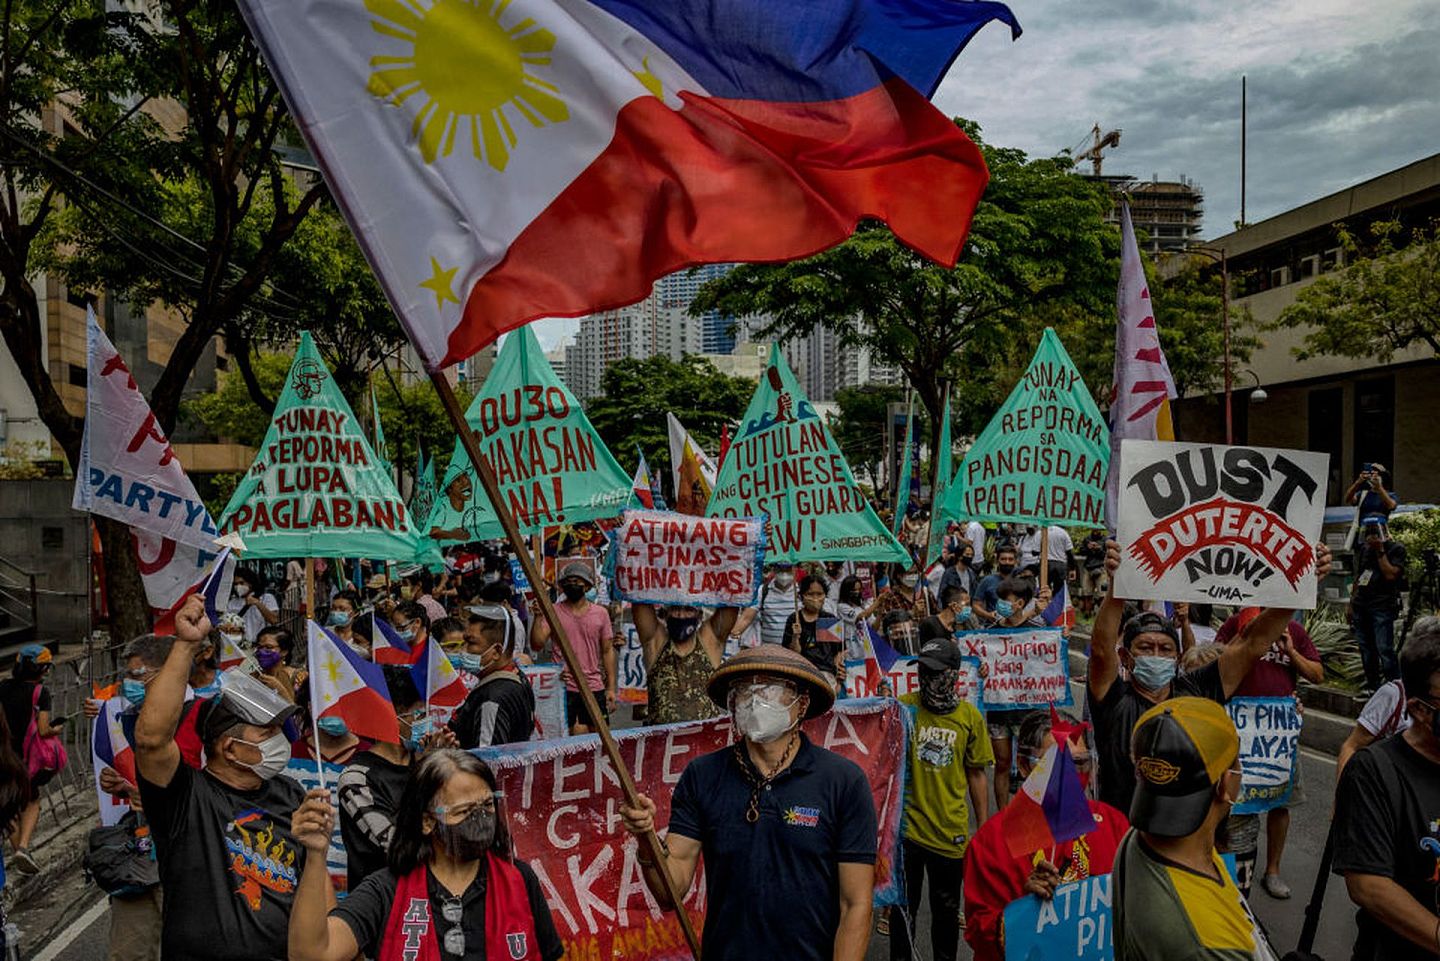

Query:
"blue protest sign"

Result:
[[1004, 873, 1114, 961], [509, 558, 532, 593]]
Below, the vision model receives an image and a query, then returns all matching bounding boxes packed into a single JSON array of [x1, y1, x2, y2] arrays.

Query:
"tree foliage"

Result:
[[586, 355, 755, 479], [1271, 220, 1440, 362]]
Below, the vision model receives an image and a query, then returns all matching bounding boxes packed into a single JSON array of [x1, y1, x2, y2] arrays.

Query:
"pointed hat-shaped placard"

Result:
[[219, 333, 424, 559], [941, 328, 1110, 527], [427, 325, 631, 541], [707, 344, 909, 563]]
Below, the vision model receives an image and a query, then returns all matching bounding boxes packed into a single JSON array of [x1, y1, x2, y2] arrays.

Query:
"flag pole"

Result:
[[307, 627, 327, 791], [428, 370, 702, 960], [916, 383, 951, 616]]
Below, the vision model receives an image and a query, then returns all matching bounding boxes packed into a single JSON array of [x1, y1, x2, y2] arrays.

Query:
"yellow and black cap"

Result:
[[705, 643, 834, 719], [1129, 696, 1239, 838]]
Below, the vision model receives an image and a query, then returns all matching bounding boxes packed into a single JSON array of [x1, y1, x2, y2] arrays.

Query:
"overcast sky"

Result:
[[533, 0, 1437, 351]]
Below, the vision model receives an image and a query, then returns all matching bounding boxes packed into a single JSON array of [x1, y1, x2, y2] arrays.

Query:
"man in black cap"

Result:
[[135, 595, 324, 961], [1088, 539, 1330, 813], [618, 644, 877, 961], [1114, 696, 1278, 960], [530, 560, 615, 734]]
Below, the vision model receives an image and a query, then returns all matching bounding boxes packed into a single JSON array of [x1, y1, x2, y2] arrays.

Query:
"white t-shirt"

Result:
[[1019, 526, 1072, 568], [965, 521, 986, 563], [1357, 679, 1411, 737], [228, 593, 280, 644], [759, 580, 797, 647]]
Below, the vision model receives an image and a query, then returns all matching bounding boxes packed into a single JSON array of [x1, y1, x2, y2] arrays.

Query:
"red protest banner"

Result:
[[477, 699, 905, 961]]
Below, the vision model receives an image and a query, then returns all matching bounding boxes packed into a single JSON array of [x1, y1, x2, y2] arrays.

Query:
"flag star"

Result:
[[420, 257, 461, 312]]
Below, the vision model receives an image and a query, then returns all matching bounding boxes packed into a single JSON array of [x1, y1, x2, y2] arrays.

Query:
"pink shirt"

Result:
[[418, 594, 448, 626], [554, 602, 613, 692]]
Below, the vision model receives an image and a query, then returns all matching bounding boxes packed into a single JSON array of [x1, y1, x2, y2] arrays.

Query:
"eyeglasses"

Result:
[[440, 897, 465, 955], [125, 667, 158, 682], [431, 797, 498, 824]]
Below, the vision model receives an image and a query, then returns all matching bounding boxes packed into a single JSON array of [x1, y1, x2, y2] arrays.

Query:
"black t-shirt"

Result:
[[918, 615, 953, 644], [338, 749, 413, 890], [783, 614, 841, 678], [450, 672, 536, 749], [1354, 541, 1408, 607], [0, 679, 48, 754], [1334, 735, 1440, 960], [333, 861, 563, 961], [668, 735, 877, 961], [1090, 661, 1227, 814], [137, 762, 306, 961]]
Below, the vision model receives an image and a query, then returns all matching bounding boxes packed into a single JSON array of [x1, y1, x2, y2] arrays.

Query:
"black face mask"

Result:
[[667, 616, 700, 642], [919, 669, 961, 713], [997, 563, 1015, 575], [432, 807, 496, 862], [560, 583, 586, 603]]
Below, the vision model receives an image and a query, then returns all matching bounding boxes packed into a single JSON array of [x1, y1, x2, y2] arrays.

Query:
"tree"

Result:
[[585, 355, 755, 481], [692, 121, 1119, 461], [1271, 220, 1440, 362], [827, 384, 938, 494], [0, 1, 336, 638]]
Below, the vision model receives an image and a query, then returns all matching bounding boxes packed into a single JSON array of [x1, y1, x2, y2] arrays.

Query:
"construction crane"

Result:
[[1074, 124, 1122, 177]]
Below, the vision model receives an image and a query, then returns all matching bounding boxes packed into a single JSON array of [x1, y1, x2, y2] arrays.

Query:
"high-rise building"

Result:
[[1090, 174, 1205, 253], [658, 264, 739, 353], [561, 285, 704, 399]]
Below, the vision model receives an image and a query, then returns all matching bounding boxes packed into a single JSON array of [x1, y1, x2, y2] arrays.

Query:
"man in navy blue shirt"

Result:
[[619, 644, 877, 961]]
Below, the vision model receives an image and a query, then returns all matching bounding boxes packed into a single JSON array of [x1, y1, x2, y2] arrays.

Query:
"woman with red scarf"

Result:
[[962, 710, 1129, 961], [288, 749, 562, 961]]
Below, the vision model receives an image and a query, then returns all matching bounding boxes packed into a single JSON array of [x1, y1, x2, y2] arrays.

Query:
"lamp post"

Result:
[[1186, 246, 1233, 442]]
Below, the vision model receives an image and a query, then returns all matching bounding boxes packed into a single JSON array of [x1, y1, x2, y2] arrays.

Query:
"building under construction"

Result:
[[1071, 125, 1206, 253]]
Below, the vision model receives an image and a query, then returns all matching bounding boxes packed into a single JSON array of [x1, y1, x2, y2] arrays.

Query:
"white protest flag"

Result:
[[1106, 202, 1177, 530], [73, 308, 224, 611]]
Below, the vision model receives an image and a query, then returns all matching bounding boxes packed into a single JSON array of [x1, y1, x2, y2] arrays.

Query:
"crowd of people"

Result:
[[5, 479, 1435, 961]]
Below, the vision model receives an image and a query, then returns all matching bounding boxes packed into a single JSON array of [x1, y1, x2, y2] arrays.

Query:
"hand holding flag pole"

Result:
[[428, 371, 702, 959]]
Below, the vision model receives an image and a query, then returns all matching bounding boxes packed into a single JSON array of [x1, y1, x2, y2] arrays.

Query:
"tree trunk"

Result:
[[94, 515, 153, 643]]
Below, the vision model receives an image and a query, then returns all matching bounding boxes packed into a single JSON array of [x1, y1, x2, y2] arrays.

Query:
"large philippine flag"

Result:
[[236, 0, 1021, 370]]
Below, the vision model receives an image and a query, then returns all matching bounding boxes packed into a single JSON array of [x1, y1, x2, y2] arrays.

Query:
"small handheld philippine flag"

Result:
[[370, 613, 419, 666], [412, 637, 469, 711], [1004, 742, 1096, 859], [308, 621, 400, 744]]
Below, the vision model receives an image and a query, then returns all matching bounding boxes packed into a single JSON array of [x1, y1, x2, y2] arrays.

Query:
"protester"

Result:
[[1350, 520, 1407, 692], [734, 562, 798, 647], [134, 596, 306, 961], [288, 684, 368, 900], [835, 576, 871, 662], [1343, 463, 1398, 531], [0, 643, 61, 874], [448, 606, 536, 749], [964, 519, 986, 567], [326, 590, 370, 658], [1215, 606, 1324, 899], [1336, 677, 1410, 778], [871, 564, 932, 626], [255, 625, 305, 702], [632, 601, 735, 725], [431, 616, 466, 657], [619, 644, 877, 961], [390, 600, 434, 657], [338, 665, 426, 889], [1076, 529, 1108, 615], [973, 546, 1019, 624], [1113, 697, 1278, 960], [1333, 616, 1440, 961], [406, 568, 449, 625], [919, 585, 973, 643], [984, 575, 1053, 809], [0, 709, 26, 959], [199, 618, 238, 694], [288, 749, 562, 961], [964, 709, 1128, 961], [228, 567, 280, 643], [939, 548, 978, 600], [530, 562, 615, 734], [892, 640, 991, 961], [1018, 524, 1072, 594], [783, 574, 844, 687], [882, 609, 921, 658], [1088, 539, 1331, 813]]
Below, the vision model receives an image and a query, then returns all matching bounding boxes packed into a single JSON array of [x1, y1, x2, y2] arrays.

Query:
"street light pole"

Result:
[[1221, 249, 1232, 444]]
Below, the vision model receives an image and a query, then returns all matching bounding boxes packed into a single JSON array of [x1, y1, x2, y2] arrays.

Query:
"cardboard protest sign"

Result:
[[618, 624, 648, 705], [955, 629, 1073, 710], [942, 328, 1109, 527], [475, 699, 904, 961], [1004, 874, 1114, 961], [520, 664, 567, 740], [1227, 696, 1300, 815], [608, 509, 766, 607], [219, 333, 423, 559], [845, 655, 982, 708], [707, 344, 910, 563], [1112, 441, 1329, 608], [428, 326, 631, 541]]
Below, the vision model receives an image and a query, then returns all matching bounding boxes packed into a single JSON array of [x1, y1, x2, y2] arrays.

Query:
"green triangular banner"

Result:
[[941, 328, 1110, 527], [707, 344, 909, 564], [427, 325, 631, 540], [219, 333, 424, 559]]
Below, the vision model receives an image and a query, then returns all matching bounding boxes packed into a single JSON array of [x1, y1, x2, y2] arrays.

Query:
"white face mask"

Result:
[[232, 732, 290, 781], [733, 693, 796, 744], [234, 584, 252, 599]]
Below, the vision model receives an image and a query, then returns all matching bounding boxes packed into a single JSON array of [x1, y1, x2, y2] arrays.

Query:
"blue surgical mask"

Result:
[[327, 610, 352, 627], [956, 606, 973, 622], [121, 679, 147, 708], [1131, 655, 1178, 691], [316, 716, 349, 737], [995, 599, 1014, 618], [397, 627, 416, 643], [404, 715, 432, 752], [449, 651, 484, 674]]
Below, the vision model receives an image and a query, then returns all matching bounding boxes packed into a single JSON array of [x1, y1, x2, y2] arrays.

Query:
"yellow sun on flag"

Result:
[[365, 0, 569, 171]]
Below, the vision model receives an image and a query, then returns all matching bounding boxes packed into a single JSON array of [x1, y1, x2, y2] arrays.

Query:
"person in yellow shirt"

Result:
[[1114, 697, 1280, 960], [893, 639, 992, 961]]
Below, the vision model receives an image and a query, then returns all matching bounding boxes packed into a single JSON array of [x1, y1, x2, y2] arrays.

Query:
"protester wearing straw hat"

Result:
[[1113, 697, 1279, 961], [619, 644, 877, 961]]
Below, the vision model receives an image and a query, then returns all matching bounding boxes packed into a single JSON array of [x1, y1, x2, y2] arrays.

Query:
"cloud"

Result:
[[934, 0, 1438, 234]]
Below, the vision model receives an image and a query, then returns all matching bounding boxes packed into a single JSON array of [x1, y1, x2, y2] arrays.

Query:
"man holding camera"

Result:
[[1345, 463, 1398, 530], [1351, 519, 1407, 693]]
